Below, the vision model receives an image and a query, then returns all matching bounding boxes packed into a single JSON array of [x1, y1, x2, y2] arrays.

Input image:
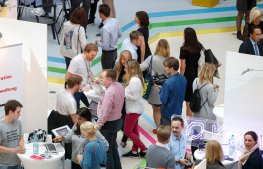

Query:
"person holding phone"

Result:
[[192, 63, 219, 120]]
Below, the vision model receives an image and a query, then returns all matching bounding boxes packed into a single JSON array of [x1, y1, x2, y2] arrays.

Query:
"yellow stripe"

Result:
[[48, 77, 65, 84], [49, 26, 236, 85], [148, 26, 236, 44]]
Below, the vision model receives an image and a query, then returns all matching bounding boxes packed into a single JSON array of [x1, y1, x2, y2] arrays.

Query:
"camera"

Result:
[[185, 161, 193, 168], [152, 74, 167, 86]]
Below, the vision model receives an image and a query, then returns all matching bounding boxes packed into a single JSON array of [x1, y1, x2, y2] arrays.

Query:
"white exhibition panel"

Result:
[[0, 18, 48, 133], [224, 51, 263, 134], [0, 44, 24, 117]]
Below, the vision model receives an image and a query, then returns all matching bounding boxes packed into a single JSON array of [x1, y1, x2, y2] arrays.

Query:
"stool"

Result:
[[192, 0, 219, 8]]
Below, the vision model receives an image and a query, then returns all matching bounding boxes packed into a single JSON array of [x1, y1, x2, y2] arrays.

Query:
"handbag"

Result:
[[142, 56, 153, 100], [201, 47, 221, 79]]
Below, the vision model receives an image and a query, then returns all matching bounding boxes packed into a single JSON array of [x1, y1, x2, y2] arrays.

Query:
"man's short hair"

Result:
[[105, 69, 117, 81], [249, 25, 261, 35], [163, 57, 179, 71], [129, 31, 143, 41], [98, 4, 110, 17], [171, 116, 184, 127], [84, 43, 98, 53], [4, 100, 23, 115], [67, 74, 83, 88], [157, 125, 171, 143]]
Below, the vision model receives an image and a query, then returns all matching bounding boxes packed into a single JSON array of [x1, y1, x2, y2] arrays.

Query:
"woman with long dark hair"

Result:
[[135, 11, 152, 63], [53, 108, 108, 169], [179, 27, 203, 117]]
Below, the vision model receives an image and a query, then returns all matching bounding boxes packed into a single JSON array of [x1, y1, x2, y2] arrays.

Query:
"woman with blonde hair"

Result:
[[114, 50, 132, 147], [247, 7, 263, 37], [140, 39, 170, 134], [205, 140, 226, 169], [192, 63, 218, 120], [77, 121, 106, 169], [122, 59, 147, 158], [115, 50, 132, 83]]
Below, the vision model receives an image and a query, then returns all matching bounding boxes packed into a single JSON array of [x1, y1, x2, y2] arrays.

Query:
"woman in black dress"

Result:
[[179, 27, 203, 117], [135, 11, 152, 63], [247, 7, 263, 38]]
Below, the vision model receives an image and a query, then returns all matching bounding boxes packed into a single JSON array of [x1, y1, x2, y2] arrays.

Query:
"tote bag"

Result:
[[142, 56, 153, 100]]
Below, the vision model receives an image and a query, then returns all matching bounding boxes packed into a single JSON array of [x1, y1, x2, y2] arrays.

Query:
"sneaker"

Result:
[[120, 142, 127, 148], [139, 149, 147, 157], [152, 129, 157, 134], [122, 151, 139, 158]]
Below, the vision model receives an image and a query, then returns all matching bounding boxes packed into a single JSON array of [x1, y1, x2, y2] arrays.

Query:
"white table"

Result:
[[213, 104, 224, 121], [194, 144, 241, 169], [17, 143, 65, 169], [84, 89, 101, 103]]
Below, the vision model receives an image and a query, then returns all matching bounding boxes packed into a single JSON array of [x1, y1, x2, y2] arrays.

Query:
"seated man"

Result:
[[239, 25, 263, 56], [146, 125, 175, 169], [168, 117, 191, 169], [57, 74, 83, 125], [0, 100, 25, 169]]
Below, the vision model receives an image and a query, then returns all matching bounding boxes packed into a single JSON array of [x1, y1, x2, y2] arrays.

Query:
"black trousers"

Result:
[[101, 49, 117, 69]]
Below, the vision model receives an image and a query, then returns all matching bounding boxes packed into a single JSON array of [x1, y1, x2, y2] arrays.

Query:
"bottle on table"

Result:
[[228, 134, 235, 157], [33, 133, 39, 155]]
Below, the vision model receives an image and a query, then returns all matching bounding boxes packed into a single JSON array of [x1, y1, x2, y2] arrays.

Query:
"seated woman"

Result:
[[205, 140, 226, 169], [239, 131, 263, 169], [77, 121, 106, 169], [53, 107, 108, 169]]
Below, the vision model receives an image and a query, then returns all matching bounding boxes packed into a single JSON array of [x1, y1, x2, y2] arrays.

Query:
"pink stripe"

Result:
[[138, 125, 157, 144]]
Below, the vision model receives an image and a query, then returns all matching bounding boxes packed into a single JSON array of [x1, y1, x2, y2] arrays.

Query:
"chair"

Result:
[[35, 0, 60, 44], [194, 159, 207, 169]]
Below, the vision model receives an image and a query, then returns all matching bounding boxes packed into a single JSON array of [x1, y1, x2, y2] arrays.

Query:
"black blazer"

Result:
[[242, 148, 263, 169], [239, 38, 263, 56]]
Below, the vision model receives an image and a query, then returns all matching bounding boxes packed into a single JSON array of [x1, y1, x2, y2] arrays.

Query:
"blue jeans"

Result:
[[100, 118, 122, 169], [0, 165, 21, 169]]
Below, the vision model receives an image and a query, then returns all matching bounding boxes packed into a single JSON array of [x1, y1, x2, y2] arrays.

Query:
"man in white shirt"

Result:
[[57, 74, 82, 124], [65, 43, 98, 109], [121, 31, 143, 60], [96, 4, 122, 69]]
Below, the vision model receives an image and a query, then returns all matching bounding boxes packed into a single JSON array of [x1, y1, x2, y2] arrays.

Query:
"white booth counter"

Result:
[[17, 143, 65, 169], [213, 104, 224, 121], [194, 144, 242, 169]]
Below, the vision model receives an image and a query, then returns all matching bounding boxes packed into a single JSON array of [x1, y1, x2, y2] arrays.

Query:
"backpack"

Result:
[[60, 25, 81, 58], [190, 80, 208, 113]]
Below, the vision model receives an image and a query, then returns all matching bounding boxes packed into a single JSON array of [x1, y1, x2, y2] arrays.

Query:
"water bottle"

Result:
[[229, 134, 235, 156], [33, 133, 39, 155]]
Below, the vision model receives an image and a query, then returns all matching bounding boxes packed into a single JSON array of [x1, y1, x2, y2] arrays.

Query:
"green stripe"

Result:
[[90, 43, 123, 67], [132, 159, 146, 169], [149, 16, 236, 29], [49, 16, 236, 72], [48, 67, 66, 74]]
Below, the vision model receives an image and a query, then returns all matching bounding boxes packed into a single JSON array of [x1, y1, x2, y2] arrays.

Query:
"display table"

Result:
[[84, 89, 101, 103], [192, 0, 219, 8], [194, 144, 242, 169], [213, 104, 224, 121], [17, 143, 65, 169]]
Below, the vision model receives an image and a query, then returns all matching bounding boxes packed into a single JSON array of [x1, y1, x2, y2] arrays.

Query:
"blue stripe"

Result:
[[48, 56, 65, 64], [141, 113, 156, 128], [121, 4, 263, 32]]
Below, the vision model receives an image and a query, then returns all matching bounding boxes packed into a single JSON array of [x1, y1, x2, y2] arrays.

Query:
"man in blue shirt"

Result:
[[168, 117, 191, 169], [160, 57, 186, 125]]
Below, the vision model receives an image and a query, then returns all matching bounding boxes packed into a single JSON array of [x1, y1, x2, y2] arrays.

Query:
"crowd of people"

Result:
[[1, 0, 263, 169]]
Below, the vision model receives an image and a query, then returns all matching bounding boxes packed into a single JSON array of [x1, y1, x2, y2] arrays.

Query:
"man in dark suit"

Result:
[[239, 25, 263, 56]]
